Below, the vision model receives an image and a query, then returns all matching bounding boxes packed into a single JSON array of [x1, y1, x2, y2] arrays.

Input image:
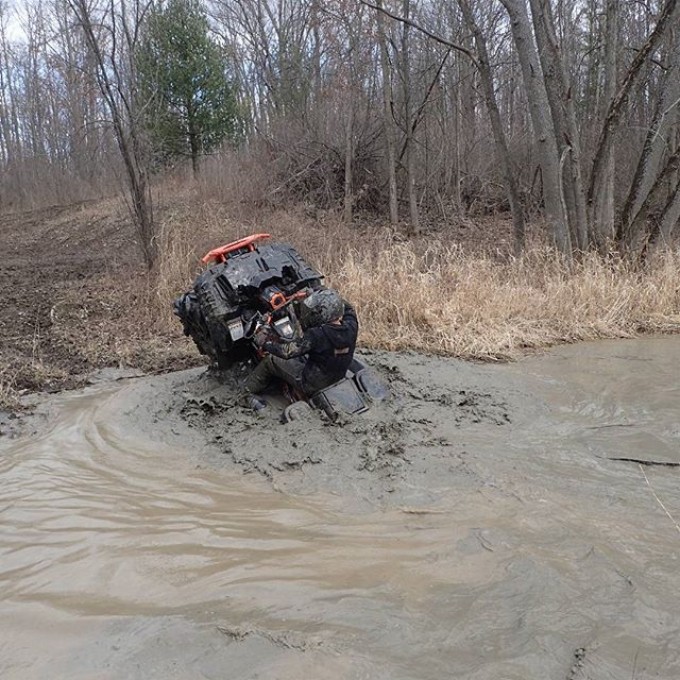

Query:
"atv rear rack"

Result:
[[201, 233, 271, 264]]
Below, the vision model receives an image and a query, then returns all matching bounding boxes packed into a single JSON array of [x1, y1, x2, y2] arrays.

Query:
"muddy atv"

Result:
[[173, 234, 388, 420]]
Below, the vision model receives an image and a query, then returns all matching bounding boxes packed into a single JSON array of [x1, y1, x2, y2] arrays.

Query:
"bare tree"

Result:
[[0, 2, 20, 168], [528, 0, 588, 250], [399, 0, 420, 233], [376, 0, 399, 226], [499, 0, 571, 254], [587, 0, 679, 246], [67, 0, 157, 269], [618, 19, 680, 249], [459, 0, 525, 253]]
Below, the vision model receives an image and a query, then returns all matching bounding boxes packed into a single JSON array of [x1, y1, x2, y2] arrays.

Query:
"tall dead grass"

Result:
[[0, 371, 20, 411], [331, 244, 680, 359], [153, 207, 680, 361]]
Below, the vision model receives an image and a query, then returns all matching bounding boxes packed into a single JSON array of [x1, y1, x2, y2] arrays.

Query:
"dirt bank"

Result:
[[0, 201, 200, 402]]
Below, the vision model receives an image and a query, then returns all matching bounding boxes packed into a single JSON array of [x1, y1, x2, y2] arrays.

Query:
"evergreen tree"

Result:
[[137, 0, 238, 175]]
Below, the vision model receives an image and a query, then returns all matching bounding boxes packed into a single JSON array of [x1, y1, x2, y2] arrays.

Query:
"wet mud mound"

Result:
[[170, 350, 519, 506]]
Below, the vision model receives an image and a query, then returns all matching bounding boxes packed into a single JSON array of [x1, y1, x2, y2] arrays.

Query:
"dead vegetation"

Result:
[[0, 371, 21, 412], [1, 193, 679, 409], [153, 200, 680, 361], [0, 362, 69, 411]]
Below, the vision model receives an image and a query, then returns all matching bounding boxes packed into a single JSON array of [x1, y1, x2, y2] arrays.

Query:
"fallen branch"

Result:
[[608, 456, 680, 467]]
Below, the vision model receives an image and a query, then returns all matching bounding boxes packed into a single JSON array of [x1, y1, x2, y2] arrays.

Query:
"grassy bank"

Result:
[[1, 196, 679, 409], [154, 202, 680, 361]]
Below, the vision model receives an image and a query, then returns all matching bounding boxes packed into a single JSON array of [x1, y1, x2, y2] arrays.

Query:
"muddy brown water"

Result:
[[1, 339, 679, 679]]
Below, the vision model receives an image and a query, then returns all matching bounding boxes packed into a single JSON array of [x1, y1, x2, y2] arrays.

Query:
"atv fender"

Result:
[[305, 364, 390, 421], [309, 378, 370, 420]]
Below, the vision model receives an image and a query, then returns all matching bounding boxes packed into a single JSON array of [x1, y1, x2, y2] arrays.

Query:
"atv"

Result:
[[173, 233, 388, 420]]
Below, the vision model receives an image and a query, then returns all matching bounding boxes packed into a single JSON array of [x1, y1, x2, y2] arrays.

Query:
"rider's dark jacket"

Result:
[[263, 302, 359, 389]]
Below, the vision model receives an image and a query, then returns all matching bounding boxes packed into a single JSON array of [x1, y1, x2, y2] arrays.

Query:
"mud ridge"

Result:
[[170, 351, 516, 503]]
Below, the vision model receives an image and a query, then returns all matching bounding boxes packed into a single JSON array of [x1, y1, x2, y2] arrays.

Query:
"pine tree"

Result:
[[137, 0, 238, 176]]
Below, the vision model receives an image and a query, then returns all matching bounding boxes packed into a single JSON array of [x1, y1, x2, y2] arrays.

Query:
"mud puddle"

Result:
[[1, 338, 680, 678]]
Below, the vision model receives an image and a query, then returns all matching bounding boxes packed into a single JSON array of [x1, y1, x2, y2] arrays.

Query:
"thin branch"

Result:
[[588, 0, 679, 207], [358, 0, 479, 69], [397, 49, 451, 163]]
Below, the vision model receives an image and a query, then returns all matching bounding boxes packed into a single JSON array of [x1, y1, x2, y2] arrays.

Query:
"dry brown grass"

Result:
[[331, 245, 680, 359], [0, 361, 71, 410], [0, 371, 21, 411], [152, 205, 680, 360]]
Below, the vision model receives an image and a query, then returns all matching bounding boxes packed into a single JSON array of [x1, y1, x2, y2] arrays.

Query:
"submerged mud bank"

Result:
[[2, 338, 680, 679]]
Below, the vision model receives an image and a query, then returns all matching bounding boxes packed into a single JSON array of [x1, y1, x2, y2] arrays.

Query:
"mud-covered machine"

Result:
[[173, 233, 387, 419]]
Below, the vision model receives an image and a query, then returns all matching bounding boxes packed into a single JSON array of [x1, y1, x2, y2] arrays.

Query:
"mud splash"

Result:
[[1, 338, 680, 679]]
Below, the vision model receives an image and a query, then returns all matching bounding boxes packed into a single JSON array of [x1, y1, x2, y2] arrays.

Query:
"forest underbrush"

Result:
[[1, 193, 679, 405]]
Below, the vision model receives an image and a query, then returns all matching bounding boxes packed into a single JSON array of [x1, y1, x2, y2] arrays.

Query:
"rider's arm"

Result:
[[342, 300, 358, 330]]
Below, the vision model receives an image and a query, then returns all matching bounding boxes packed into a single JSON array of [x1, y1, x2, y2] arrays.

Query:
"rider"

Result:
[[242, 288, 358, 411]]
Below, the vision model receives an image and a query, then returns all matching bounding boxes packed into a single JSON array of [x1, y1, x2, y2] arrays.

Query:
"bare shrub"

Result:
[[0, 359, 70, 407], [193, 117, 383, 216], [0, 155, 123, 214], [196, 147, 279, 216], [0, 371, 20, 411]]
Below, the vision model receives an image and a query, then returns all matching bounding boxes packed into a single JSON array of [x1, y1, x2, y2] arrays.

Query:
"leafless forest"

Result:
[[1, 0, 680, 261]]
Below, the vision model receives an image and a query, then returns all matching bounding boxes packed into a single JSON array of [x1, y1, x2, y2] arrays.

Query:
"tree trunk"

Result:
[[401, 0, 420, 235], [500, 0, 570, 254], [528, 0, 588, 251], [187, 100, 200, 179], [343, 99, 354, 224], [588, 0, 680, 249], [68, 0, 157, 269], [377, 0, 399, 226], [0, 17, 16, 166], [660, 120, 680, 240], [659, 182, 680, 243], [458, 0, 525, 253], [589, 0, 617, 249], [625, 143, 680, 249], [618, 23, 680, 247]]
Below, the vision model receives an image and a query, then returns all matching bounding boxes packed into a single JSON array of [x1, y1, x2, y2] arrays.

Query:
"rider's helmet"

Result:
[[299, 288, 344, 328]]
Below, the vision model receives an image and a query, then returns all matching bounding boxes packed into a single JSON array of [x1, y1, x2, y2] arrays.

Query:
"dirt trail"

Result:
[[0, 203, 199, 396], [0, 203, 136, 387]]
